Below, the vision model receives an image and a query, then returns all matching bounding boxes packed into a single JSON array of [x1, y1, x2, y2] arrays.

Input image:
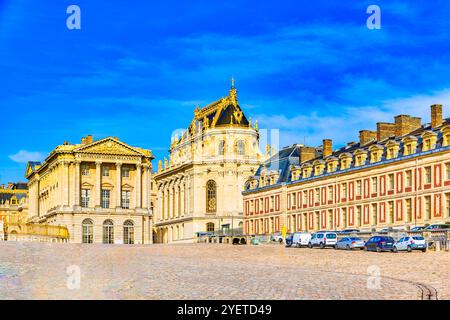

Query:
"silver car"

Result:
[[335, 237, 365, 250]]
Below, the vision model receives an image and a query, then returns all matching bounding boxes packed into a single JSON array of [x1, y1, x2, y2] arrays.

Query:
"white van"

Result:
[[291, 232, 312, 247], [308, 232, 338, 248]]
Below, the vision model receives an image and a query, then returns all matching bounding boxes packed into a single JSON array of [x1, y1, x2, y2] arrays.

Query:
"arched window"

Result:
[[218, 140, 225, 155], [82, 219, 93, 244], [206, 222, 215, 232], [206, 180, 217, 213], [123, 220, 134, 244], [236, 140, 245, 155], [103, 219, 114, 244]]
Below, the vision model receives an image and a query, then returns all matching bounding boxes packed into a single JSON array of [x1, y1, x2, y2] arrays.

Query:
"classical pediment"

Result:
[[74, 138, 144, 156]]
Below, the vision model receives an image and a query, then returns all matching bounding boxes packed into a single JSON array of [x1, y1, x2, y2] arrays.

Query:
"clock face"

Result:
[[106, 141, 113, 149]]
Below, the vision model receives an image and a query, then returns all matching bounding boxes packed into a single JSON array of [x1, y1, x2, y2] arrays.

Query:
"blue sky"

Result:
[[1, 0, 450, 182]]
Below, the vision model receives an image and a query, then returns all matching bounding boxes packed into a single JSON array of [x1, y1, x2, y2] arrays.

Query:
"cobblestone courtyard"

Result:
[[0, 242, 448, 300]]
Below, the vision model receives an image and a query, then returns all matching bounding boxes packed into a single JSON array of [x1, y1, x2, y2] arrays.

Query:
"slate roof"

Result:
[[246, 117, 450, 192]]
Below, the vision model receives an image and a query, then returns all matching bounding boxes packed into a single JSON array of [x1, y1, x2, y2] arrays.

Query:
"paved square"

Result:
[[0, 242, 448, 300]]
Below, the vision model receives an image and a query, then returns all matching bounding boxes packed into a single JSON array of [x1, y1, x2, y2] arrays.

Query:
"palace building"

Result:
[[25, 135, 154, 244], [154, 83, 263, 243], [243, 104, 450, 235], [0, 182, 28, 240]]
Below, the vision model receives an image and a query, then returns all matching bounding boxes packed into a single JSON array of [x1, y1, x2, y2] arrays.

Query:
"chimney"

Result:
[[322, 139, 332, 158], [299, 147, 316, 163], [431, 104, 443, 128], [81, 135, 94, 145], [376, 122, 396, 141], [0, 184, 4, 189], [359, 130, 377, 145], [394, 115, 422, 137], [86, 135, 94, 144]]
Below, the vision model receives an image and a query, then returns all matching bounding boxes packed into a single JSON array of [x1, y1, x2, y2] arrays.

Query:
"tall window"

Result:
[[406, 170, 412, 188], [122, 190, 131, 209], [81, 189, 90, 208], [388, 201, 394, 224], [446, 193, 450, 218], [123, 220, 134, 244], [356, 180, 362, 196], [206, 180, 217, 213], [103, 220, 114, 244], [101, 189, 110, 209], [406, 198, 412, 222], [424, 167, 432, 184], [206, 222, 215, 232], [315, 188, 320, 202], [82, 219, 93, 244], [236, 140, 245, 155], [424, 196, 431, 220], [218, 140, 225, 156], [328, 186, 333, 200], [82, 165, 89, 176], [446, 163, 450, 181], [372, 177, 378, 194], [122, 166, 130, 178], [342, 183, 347, 198], [388, 174, 394, 191], [102, 166, 110, 177]]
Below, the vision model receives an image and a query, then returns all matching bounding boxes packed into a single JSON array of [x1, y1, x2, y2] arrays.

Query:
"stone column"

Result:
[[116, 162, 122, 208], [181, 183, 185, 216], [136, 164, 142, 209], [142, 164, 150, 209], [62, 161, 69, 207], [174, 183, 179, 218], [95, 161, 102, 208], [74, 161, 81, 208]]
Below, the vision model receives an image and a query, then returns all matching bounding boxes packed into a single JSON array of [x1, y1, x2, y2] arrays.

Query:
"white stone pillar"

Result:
[[181, 183, 185, 216], [174, 183, 179, 218], [142, 164, 150, 209], [62, 161, 69, 207], [74, 161, 81, 208], [95, 161, 102, 208], [136, 164, 142, 209], [116, 162, 122, 208]]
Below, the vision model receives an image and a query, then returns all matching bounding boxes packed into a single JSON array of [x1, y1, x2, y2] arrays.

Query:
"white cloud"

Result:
[[255, 89, 450, 148], [9, 150, 45, 164]]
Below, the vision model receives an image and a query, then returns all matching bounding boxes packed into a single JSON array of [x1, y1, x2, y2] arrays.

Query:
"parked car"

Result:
[[270, 233, 284, 243], [291, 232, 312, 248], [285, 234, 293, 247], [308, 232, 338, 248], [410, 226, 425, 231], [335, 237, 365, 250], [338, 229, 360, 234], [424, 224, 450, 231], [364, 236, 395, 252], [393, 236, 427, 253]]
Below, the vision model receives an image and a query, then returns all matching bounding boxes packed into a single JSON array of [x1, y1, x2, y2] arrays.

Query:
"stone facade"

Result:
[[243, 105, 450, 235], [154, 84, 263, 243], [26, 136, 154, 244], [0, 182, 28, 240]]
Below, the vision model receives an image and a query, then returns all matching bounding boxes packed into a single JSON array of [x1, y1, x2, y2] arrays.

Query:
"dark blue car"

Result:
[[364, 236, 395, 252]]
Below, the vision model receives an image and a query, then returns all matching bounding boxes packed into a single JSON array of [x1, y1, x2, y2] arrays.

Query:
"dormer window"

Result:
[[421, 131, 438, 151], [424, 139, 431, 151], [385, 141, 400, 160], [444, 133, 450, 147], [441, 126, 450, 147], [302, 166, 312, 178], [339, 155, 352, 170], [313, 161, 325, 176]]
